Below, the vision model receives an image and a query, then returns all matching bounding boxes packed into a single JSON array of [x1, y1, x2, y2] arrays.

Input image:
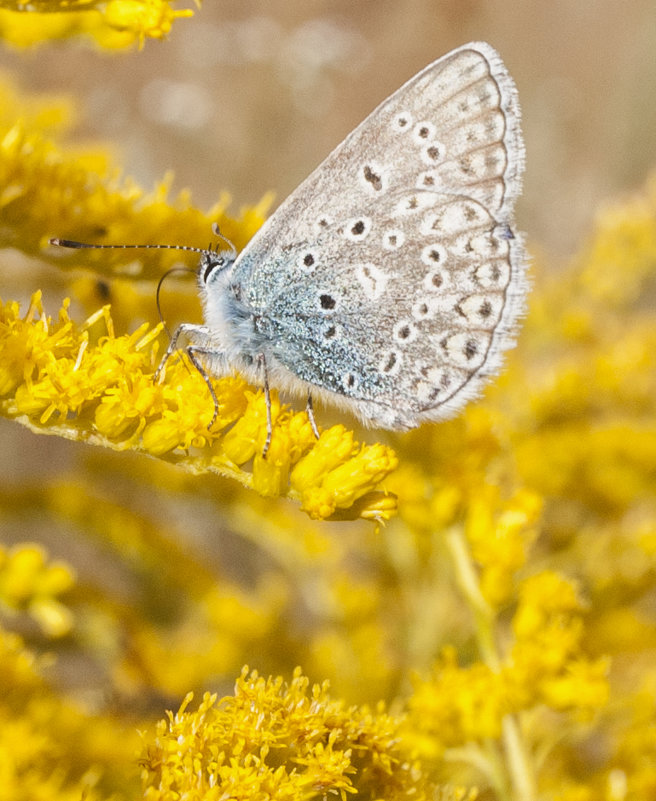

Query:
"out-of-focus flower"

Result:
[[0, 0, 193, 48], [0, 542, 75, 636]]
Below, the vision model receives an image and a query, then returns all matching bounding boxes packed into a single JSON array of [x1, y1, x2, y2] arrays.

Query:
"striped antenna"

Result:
[[50, 238, 213, 256], [49, 222, 236, 257]]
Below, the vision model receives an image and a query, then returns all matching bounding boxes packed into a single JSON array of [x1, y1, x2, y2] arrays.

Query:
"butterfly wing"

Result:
[[227, 41, 526, 429]]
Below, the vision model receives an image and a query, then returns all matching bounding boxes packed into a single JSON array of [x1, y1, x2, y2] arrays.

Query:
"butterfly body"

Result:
[[195, 41, 526, 430]]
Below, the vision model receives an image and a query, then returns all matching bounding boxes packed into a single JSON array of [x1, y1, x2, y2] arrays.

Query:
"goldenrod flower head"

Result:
[[290, 426, 398, 519], [0, 80, 270, 267], [140, 666, 444, 801], [407, 565, 608, 762], [103, 0, 193, 43], [408, 647, 508, 751], [508, 572, 609, 713], [465, 486, 542, 607], [0, 293, 397, 519], [0, 625, 142, 798]]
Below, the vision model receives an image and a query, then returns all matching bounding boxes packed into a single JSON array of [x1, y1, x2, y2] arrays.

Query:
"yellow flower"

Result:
[[0, 626, 141, 798], [290, 425, 398, 519], [465, 486, 542, 608], [220, 390, 285, 465], [0, 79, 270, 269], [408, 647, 508, 751], [0, 542, 75, 637], [0, 0, 192, 48], [140, 666, 443, 801], [103, 0, 193, 43], [0, 294, 397, 518], [508, 572, 609, 713], [251, 408, 317, 498]]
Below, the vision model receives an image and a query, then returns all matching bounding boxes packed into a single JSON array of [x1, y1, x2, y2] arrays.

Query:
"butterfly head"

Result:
[[198, 246, 237, 286]]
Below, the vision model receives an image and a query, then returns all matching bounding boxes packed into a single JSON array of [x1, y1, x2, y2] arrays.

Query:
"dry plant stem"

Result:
[[444, 525, 537, 801]]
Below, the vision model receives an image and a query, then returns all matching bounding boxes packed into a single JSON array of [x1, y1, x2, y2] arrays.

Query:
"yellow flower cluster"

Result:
[[0, 626, 142, 799], [140, 666, 461, 801], [0, 292, 397, 519], [408, 571, 608, 750], [0, 75, 268, 270], [464, 486, 541, 608], [511, 573, 609, 711], [0, 541, 74, 636], [0, 77, 398, 520], [0, 0, 192, 48]]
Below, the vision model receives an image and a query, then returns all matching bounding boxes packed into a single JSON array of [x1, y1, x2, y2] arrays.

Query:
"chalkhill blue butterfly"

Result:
[[52, 42, 526, 454]]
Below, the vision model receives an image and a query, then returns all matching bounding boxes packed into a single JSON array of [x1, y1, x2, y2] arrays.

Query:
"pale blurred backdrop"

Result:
[[2, 0, 655, 259]]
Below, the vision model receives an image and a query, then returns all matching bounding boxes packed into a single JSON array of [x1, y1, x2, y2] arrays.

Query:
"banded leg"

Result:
[[154, 324, 223, 429], [257, 354, 273, 459], [306, 393, 320, 440]]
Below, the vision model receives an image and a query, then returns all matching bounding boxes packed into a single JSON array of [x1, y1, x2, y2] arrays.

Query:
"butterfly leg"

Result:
[[186, 347, 221, 428], [306, 393, 320, 440], [155, 323, 212, 383], [154, 325, 185, 384], [154, 323, 222, 429], [256, 354, 273, 459]]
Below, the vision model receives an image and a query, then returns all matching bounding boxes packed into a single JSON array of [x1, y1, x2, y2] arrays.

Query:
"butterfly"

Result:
[[52, 41, 526, 455]]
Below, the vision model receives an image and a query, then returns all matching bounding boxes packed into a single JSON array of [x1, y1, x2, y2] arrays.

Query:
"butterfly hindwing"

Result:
[[227, 42, 526, 428]]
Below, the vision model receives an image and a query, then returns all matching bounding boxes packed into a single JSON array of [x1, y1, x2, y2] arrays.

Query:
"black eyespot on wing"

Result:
[[382, 352, 397, 372], [363, 165, 383, 191], [464, 339, 478, 359]]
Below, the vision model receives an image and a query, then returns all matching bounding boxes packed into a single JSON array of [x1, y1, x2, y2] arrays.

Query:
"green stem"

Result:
[[444, 525, 498, 669], [502, 714, 537, 801], [444, 525, 537, 801]]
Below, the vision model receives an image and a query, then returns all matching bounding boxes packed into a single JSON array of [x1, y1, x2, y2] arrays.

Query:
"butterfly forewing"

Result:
[[230, 42, 526, 429]]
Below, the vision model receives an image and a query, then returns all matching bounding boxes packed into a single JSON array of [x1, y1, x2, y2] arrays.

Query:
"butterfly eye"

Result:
[[200, 251, 234, 284], [202, 256, 221, 283]]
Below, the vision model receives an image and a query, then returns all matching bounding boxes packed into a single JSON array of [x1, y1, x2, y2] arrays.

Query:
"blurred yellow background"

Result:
[[1, 5, 656, 798]]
